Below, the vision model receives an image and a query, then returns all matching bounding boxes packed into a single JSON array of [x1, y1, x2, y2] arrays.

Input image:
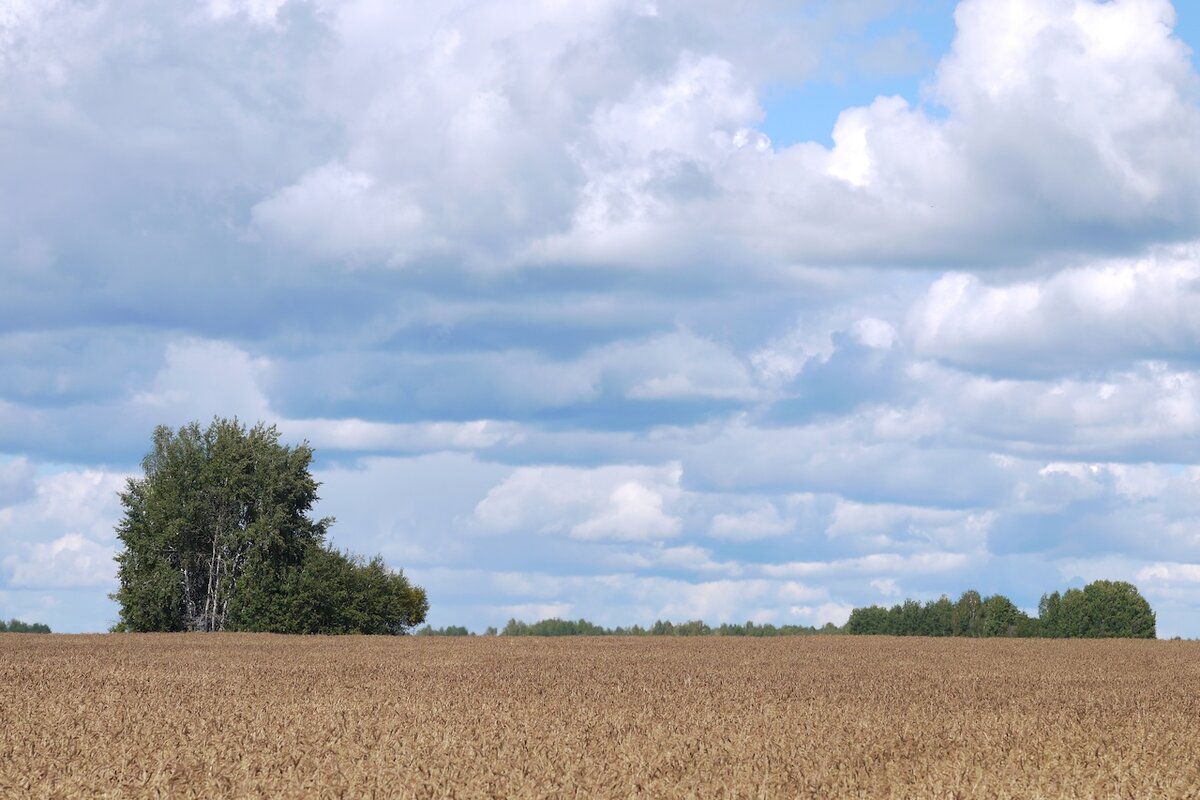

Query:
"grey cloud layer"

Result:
[[2, 0, 1200, 634]]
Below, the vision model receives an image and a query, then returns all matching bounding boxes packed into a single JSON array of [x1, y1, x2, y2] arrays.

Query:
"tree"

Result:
[[979, 594, 1026, 637], [923, 596, 955, 636], [1038, 591, 1064, 637], [1, 618, 51, 633], [846, 605, 893, 635], [674, 619, 713, 636], [416, 624, 471, 636], [843, 582, 1155, 639], [954, 590, 983, 637], [896, 599, 924, 635], [230, 547, 427, 635], [1057, 580, 1156, 638], [113, 418, 427, 634]]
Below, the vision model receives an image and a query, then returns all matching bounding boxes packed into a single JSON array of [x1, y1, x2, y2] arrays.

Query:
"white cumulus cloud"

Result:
[[473, 462, 684, 541]]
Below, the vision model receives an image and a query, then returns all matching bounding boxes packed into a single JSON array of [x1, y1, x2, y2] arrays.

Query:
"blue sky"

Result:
[[3, 0, 1200, 637]]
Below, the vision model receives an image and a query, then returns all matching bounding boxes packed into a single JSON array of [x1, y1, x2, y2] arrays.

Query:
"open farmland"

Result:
[[2, 635, 1198, 798]]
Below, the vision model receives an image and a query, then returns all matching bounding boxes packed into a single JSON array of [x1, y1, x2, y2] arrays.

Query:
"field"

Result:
[[2, 635, 1198, 798]]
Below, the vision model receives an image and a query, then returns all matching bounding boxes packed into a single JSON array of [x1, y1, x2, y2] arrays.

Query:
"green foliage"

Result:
[[359, 579, 1156, 641], [846, 581, 1156, 638], [1038, 591, 1063, 637], [416, 625, 472, 636], [954, 590, 984, 636], [980, 594, 1023, 637], [230, 546, 428, 635], [1, 618, 52, 633], [845, 605, 890, 635], [501, 617, 612, 636], [498, 618, 837, 636], [113, 418, 427, 635], [924, 596, 955, 636], [1037, 581, 1155, 638], [718, 620, 828, 636]]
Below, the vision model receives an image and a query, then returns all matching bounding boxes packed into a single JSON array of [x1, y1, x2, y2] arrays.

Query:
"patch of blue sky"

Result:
[[759, 0, 958, 148], [762, 0, 1200, 150], [1177, 2, 1200, 71]]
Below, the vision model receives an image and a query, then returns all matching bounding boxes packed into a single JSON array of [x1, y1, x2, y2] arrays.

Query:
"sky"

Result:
[[3, 0, 1200, 637]]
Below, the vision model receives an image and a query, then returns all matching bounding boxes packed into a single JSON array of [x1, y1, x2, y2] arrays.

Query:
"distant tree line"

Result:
[[0, 618, 52, 633], [498, 618, 843, 637], [415, 625, 473, 636], [112, 419, 427, 635], [844, 581, 1155, 638], [454, 581, 1155, 639]]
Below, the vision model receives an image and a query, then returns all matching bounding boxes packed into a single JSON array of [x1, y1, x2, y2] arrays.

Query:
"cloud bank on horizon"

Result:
[[3, 0, 1200, 636]]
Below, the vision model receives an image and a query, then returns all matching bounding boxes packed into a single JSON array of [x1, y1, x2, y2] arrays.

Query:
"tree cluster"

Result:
[[112, 419, 427, 635], [415, 625, 472, 636], [845, 581, 1155, 638], [498, 617, 842, 637], [486, 581, 1154, 639], [1036, 581, 1157, 638], [0, 618, 52, 633]]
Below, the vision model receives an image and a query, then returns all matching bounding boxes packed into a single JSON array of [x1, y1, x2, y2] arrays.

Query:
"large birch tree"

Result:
[[112, 418, 427, 634]]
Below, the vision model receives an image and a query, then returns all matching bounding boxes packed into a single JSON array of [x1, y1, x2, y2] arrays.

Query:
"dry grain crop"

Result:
[[2, 634, 1198, 798]]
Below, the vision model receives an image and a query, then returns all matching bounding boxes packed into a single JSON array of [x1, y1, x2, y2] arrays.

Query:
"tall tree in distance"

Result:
[[954, 590, 983, 637], [114, 419, 326, 632], [1038, 581, 1155, 639], [113, 418, 427, 634]]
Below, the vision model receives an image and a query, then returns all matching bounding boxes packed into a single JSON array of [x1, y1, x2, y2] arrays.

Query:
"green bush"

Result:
[[1, 618, 52, 634], [846, 581, 1155, 638], [112, 418, 427, 635]]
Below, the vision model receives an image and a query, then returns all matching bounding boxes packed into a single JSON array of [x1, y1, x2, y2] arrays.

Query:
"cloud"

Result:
[[0, 468, 129, 542], [412, 567, 835, 628], [651, 577, 822, 622], [16, 0, 1179, 281], [870, 578, 900, 598], [674, 412, 1015, 507], [0, 457, 35, 507], [0, 337, 525, 460], [132, 339, 274, 424], [788, 602, 855, 627], [495, 602, 574, 622], [286, 418, 524, 453], [909, 360, 1200, 461], [1139, 562, 1200, 584], [206, 0, 289, 25], [473, 462, 683, 541], [3, 533, 115, 589], [4, 0, 1200, 635], [251, 163, 425, 265], [572, 480, 683, 541], [607, 544, 738, 574], [762, 551, 973, 580], [827, 499, 992, 551], [0, 467, 128, 594], [534, 0, 1200, 270], [312, 452, 512, 566], [908, 245, 1200, 374], [710, 502, 792, 540]]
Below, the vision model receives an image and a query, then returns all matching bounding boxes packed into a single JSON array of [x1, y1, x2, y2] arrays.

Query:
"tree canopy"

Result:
[[845, 581, 1154, 638], [489, 581, 1155, 639], [0, 618, 52, 633], [1037, 580, 1156, 639], [497, 617, 840, 637], [112, 418, 427, 635]]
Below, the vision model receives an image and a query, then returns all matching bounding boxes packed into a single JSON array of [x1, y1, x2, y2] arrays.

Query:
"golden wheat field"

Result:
[[2, 634, 1198, 799]]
